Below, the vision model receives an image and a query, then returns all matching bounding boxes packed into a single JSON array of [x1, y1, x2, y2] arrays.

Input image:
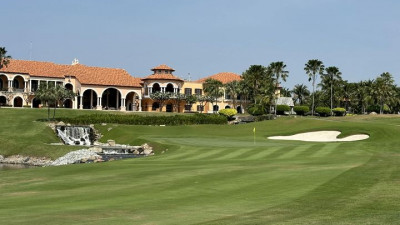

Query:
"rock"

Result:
[[143, 149, 154, 155], [51, 149, 101, 166], [57, 121, 66, 126], [370, 112, 378, 115], [107, 127, 113, 131], [132, 149, 140, 155], [108, 140, 116, 146], [0, 155, 4, 161], [88, 146, 103, 153], [101, 123, 107, 126]]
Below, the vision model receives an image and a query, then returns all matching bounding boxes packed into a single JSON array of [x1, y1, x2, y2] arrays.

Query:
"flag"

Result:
[[253, 127, 256, 133]]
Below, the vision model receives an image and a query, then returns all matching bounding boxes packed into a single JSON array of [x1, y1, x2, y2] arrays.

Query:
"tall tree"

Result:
[[185, 94, 197, 112], [291, 84, 310, 105], [268, 61, 289, 115], [304, 59, 324, 115], [224, 80, 241, 108], [203, 78, 224, 112], [321, 66, 342, 115], [242, 65, 271, 104], [0, 47, 12, 70], [171, 92, 186, 113], [374, 72, 395, 114]]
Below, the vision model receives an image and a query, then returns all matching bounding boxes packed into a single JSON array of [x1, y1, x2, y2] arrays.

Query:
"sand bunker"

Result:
[[268, 131, 369, 142]]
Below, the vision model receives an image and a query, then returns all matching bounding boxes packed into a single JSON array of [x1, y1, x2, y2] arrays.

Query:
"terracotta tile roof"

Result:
[[196, 72, 241, 84], [142, 73, 183, 81], [0, 59, 142, 87], [151, 64, 175, 71]]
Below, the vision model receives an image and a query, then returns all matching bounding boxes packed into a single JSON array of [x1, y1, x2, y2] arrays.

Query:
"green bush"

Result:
[[218, 108, 237, 120], [293, 106, 309, 116], [247, 104, 265, 116], [276, 105, 290, 115], [315, 107, 331, 117], [367, 105, 380, 113], [58, 113, 227, 126], [254, 114, 275, 121], [332, 107, 346, 116]]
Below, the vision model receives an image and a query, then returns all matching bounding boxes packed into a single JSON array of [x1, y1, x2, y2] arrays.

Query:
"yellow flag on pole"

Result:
[[253, 127, 256, 133]]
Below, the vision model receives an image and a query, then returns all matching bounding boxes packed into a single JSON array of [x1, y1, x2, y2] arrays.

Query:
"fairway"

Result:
[[1, 109, 400, 224]]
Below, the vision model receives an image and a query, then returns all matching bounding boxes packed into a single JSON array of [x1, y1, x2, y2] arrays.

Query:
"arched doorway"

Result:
[[13, 97, 23, 107], [101, 88, 121, 110], [126, 92, 138, 111], [225, 105, 231, 109], [0, 96, 6, 106], [12, 76, 24, 90], [213, 105, 219, 112], [152, 83, 161, 93], [65, 83, 73, 91], [64, 99, 73, 108], [0, 75, 8, 91], [32, 98, 41, 108], [152, 102, 160, 111], [236, 106, 242, 114], [82, 89, 98, 109], [165, 83, 174, 93]]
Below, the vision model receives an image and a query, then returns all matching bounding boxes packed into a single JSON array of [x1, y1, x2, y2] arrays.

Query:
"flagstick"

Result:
[[253, 127, 256, 145]]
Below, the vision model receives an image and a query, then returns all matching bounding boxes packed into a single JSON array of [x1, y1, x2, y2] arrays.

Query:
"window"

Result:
[[195, 89, 202, 95], [184, 88, 192, 95], [197, 105, 204, 112], [184, 105, 192, 110]]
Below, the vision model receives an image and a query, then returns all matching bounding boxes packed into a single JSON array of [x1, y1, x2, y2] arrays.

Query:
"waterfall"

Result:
[[56, 126, 92, 146]]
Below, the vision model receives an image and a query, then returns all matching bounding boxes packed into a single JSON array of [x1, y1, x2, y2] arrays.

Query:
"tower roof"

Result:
[[151, 64, 175, 71]]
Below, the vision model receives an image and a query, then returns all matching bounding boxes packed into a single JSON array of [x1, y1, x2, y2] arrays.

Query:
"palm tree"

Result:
[[374, 72, 395, 114], [304, 59, 324, 115], [203, 78, 224, 112], [268, 62, 289, 115], [321, 66, 342, 115], [224, 80, 241, 108], [0, 47, 12, 70], [291, 84, 310, 105], [241, 65, 271, 104]]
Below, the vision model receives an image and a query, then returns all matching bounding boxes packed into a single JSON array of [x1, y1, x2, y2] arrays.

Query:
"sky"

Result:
[[3, 0, 400, 89]]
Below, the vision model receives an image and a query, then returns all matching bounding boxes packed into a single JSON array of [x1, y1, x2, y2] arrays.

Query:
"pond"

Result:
[[0, 163, 37, 171]]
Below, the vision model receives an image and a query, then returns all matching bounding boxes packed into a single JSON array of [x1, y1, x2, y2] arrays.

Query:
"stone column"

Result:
[[73, 96, 78, 109], [120, 98, 126, 111], [162, 87, 165, 93], [79, 95, 83, 109], [8, 80, 12, 91], [138, 99, 142, 111], [24, 81, 28, 92], [97, 97, 102, 110]]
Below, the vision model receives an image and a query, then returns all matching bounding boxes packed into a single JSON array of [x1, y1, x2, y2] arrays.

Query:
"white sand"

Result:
[[268, 131, 369, 142]]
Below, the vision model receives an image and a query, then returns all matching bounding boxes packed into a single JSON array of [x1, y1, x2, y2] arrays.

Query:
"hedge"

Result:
[[315, 107, 331, 117], [332, 107, 346, 116], [58, 113, 228, 126], [254, 114, 275, 121], [276, 105, 290, 115], [293, 106, 309, 116]]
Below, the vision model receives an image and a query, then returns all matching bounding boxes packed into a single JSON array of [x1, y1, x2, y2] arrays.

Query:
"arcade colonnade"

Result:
[[78, 86, 141, 111]]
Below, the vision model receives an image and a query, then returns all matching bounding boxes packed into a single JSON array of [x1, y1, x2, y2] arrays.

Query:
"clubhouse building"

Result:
[[0, 59, 247, 113]]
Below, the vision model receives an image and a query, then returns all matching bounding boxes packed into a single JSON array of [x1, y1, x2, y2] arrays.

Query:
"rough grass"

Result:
[[0, 108, 400, 224]]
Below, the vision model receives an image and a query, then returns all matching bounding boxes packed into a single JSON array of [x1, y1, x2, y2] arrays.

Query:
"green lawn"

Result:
[[0, 108, 399, 224]]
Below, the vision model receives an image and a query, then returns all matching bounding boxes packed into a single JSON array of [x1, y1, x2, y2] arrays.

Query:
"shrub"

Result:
[[58, 113, 228, 126], [247, 104, 265, 116], [293, 106, 309, 116], [332, 107, 346, 116], [276, 105, 290, 115], [367, 105, 380, 113], [218, 109, 237, 121], [254, 114, 275, 121], [315, 107, 331, 117]]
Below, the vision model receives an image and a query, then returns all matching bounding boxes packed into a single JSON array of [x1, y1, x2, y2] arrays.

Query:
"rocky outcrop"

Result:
[[0, 155, 53, 166], [51, 149, 102, 166]]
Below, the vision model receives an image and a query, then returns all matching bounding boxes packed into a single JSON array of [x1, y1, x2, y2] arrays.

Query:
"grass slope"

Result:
[[0, 108, 399, 224]]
